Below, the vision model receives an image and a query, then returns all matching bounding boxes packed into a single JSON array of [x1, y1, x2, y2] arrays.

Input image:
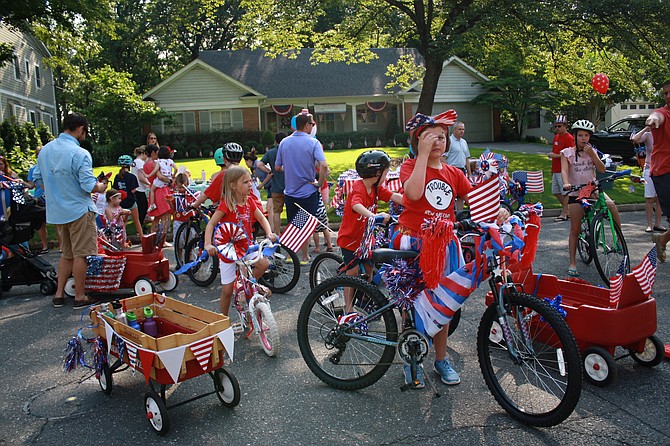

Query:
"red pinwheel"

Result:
[[213, 222, 249, 263], [592, 73, 609, 94]]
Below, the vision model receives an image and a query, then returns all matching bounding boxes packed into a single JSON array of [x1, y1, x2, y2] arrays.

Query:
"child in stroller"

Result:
[[0, 178, 57, 297]]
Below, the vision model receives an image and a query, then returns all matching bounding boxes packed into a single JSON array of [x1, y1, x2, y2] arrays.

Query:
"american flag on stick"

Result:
[[608, 256, 627, 308], [280, 207, 321, 253], [512, 171, 545, 194], [632, 246, 657, 296], [384, 171, 402, 192], [468, 176, 501, 223]]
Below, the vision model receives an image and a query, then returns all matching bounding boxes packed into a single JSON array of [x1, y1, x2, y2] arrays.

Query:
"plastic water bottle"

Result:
[[142, 306, 158, 337], [112, 301, 127, 325], [126, 311, 141, 331], [201, 169, 206, 182]]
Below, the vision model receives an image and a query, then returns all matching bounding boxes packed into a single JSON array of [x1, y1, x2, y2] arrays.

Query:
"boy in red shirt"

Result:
[[337, 150, 402, 310]]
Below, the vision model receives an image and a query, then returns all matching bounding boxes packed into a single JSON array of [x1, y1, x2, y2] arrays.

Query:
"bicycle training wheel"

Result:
[[255, 301, 280, 357], [589, 211, 629, 286], [309, 251, 344, 289], [477, 291, 582, 427], [259, 244, 300, 294], [297, 276, 398, 390], [184, 237, 219, 287], [577, 218, 593, 264]]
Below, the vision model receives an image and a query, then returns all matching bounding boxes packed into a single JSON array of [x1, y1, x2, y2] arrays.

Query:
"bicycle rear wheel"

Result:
[[259, 244, 300, 294], [577, 218, 592, 264], [590, 211, 629, 286], [477, 291, 582, 426], [184, 238, 219, 287], [297, 276, 398, 390], [174, 222, 199, 268], [309, 252, 344, 289]]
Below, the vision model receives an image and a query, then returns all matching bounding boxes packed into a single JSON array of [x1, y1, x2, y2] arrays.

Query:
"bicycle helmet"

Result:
[[117, 154, 133, 166], [214, 147, 225, 166], [571, 119, 595, 134], [355, 150, 391, 179], [223, 142, 244, 163]]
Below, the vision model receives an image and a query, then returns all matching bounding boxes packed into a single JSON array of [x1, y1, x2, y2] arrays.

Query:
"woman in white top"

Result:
[[631, 128, 666, 233]]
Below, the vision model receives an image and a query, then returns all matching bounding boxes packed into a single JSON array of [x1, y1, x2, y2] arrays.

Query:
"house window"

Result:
[[41, 112, 54, 133], [163, 112, 196, 134], [629, 105, 637, 110], [526, 110, 540, 129], [24, 59, 30, 79], [649, 104, 655, 109], [620, 104, 628, 110], [35, 65, 42, 88], [13, 105, 27, 123], [13, 56, 21, 80], [29, 110, 37, 125], [200, 110, 244, 131]]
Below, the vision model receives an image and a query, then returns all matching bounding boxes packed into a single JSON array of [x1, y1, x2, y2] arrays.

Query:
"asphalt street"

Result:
[[0, 210, 668, 445]]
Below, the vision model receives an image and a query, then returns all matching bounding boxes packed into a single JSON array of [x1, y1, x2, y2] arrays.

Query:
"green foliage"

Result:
[[6, 149, 35, 176], [0, 42, 13, 66], [260, 130, 274, 148], [317, 131, 385, 150], [201, 143, 214, 156], [22, 122, 40, 152], [0, 119, 17, 154], [393, 133, 409, 147], [35, 121, 54, 146], [243, 140, 259, 151]]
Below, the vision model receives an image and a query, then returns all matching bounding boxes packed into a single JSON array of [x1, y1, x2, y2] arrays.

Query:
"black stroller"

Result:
[[0, 180, 57, 298]]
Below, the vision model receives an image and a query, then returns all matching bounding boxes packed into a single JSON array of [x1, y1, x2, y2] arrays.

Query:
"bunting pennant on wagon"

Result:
[[138, 348, 156, 384], [156, 344, 187, 384], [126, 341, 138, 369], [190, 336, 215, 371], [217, 327, 235, 362]]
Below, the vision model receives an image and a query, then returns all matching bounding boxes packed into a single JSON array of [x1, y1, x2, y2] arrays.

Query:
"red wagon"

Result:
[[64, 233, 178, 296], [488, 268, 664, 386]]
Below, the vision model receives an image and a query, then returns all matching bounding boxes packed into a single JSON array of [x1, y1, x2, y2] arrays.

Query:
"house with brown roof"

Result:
[[144, 49, 497, 142]]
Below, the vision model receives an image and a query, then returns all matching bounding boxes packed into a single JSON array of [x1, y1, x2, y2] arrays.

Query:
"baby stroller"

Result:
[[0, 180, 57, 298]]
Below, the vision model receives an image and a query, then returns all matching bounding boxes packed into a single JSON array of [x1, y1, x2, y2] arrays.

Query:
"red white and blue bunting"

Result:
[[366, 101, 387, 112], [271, 105, 293, 116]]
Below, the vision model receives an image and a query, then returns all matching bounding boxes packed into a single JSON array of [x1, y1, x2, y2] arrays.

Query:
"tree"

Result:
[[0, 0, 112, 31]]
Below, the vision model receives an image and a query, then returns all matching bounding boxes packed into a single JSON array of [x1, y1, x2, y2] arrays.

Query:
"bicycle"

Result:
[[570, 169, 631, 285], [297, 214, 582, 427], [229, 238, 281, 357], [172, 197, 215, 268]]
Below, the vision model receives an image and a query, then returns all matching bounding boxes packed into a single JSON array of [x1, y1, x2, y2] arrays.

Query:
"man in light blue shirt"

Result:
[[276, 112, 328, 263], [33, 113, 107, 309], [445, 121, 472, 210]]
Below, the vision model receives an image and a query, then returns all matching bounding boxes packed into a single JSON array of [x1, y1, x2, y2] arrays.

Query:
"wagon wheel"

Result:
[[98, 362, 113, 395], [214, 368, 241, 408], [144, 389, 169, 436], [629, 335, 665, 367], [134, 278, 155, 295], [64, 277, 76, 297], [157, 271, 179, 292], [583, 346, 617, 387]]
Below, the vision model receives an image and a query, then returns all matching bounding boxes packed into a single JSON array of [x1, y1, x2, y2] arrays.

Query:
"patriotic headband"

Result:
[[405, 109, 458, 134]]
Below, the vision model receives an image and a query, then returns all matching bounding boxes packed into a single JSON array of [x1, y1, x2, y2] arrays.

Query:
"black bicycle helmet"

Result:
[[355, 150, 391, 179], [223, 142, 244, 163]]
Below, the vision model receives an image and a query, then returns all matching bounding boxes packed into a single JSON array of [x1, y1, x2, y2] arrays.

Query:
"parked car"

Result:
[[589, 114, 649, 164]]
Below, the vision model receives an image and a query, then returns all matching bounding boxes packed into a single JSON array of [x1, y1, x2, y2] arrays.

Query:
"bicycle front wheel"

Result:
[[174, 222, 199, 268], [477, 292, 582, 427], [297, 276, 398, 390], [309, 251, 344, 289], [259, 244, 300, 294], [590, 211, 629, 286], [184, 238, 219, 287], [577, 218, 592, 264], [255, 301, 280, 357]]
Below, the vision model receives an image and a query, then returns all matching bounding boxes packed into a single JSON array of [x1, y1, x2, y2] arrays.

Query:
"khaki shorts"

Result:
[[272, 193, 285, 213], [57, 211, 98, 259]]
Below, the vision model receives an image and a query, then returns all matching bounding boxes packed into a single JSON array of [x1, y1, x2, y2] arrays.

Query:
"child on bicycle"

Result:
[[561, 119, 621, 277], [338, 150, 402, 311], [171, 172, 198, 249], [203, 165, 277, 315], [391, 110, 472, 388]]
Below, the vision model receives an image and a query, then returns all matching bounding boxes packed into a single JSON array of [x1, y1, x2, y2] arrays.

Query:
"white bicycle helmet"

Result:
[[571, 119, 595, 134], [223, 142, 244, 163]]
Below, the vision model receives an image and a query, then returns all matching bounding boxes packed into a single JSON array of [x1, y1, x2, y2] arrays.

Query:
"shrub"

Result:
[[201, 143, 213, 157], [261, 131, 275, 149], [36, 121, 53, 146], [0, 119, 17, 154], [393, 133, 410, 147]]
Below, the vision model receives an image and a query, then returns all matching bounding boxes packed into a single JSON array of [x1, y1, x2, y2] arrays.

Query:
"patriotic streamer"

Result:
[[84, 256, 126, 292]]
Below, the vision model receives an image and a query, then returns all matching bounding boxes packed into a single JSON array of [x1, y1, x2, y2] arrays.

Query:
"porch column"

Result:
[[351, 104, 358, 132]]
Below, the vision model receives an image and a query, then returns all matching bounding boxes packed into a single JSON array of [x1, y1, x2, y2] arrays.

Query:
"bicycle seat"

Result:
[[371, 248, 419, 263]]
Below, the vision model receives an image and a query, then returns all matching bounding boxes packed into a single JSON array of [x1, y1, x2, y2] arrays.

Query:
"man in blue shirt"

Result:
[[33, 113, 107, 309], [259, 132, 286, 234], [276, 113, 328, 263]]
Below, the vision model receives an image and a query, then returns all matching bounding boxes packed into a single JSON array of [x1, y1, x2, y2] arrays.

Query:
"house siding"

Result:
[[433, 63, 488, 102], [0, 25, 57, 131], [151, 66, 253, 110]]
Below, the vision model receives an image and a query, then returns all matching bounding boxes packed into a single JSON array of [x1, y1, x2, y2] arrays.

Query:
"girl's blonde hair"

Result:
[[222, 165, 251, 211]]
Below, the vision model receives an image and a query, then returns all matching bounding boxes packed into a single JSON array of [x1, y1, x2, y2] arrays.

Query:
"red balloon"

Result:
[[592, 73, 610, 94]]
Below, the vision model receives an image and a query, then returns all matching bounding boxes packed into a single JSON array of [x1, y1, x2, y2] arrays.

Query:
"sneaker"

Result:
[[52, 296, 65, 308], [147, 204, 157, 212], [403, 364, 425, 389], [434, 358, 460, 385]]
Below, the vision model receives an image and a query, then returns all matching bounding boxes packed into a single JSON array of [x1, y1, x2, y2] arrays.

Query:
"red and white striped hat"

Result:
[[554, 115, 568, 124]]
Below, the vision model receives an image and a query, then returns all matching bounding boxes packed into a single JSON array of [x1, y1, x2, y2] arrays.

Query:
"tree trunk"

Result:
[[416, 54, 444, 115]]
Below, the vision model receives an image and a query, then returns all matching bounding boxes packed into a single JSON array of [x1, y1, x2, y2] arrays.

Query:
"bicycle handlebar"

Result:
[[238, 238, 279, 265], [567, 169, 631, 192]]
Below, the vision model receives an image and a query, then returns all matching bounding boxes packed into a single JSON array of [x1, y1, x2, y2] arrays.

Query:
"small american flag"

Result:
[[632, 246, 657, 296], [280, 208, 320, 253], [512, 171, 544, 194], [608, 256, 628, 308], [384, 171, 402, 192], [468, 176, 501, 223]]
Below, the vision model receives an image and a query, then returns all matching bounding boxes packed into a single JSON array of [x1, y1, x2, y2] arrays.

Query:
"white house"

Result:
[[144, 49, 498, 142], [0, 24, 57, 133]]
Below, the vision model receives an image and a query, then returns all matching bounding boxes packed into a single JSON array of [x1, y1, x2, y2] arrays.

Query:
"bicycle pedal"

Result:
[[232, 323, 244, 335]]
